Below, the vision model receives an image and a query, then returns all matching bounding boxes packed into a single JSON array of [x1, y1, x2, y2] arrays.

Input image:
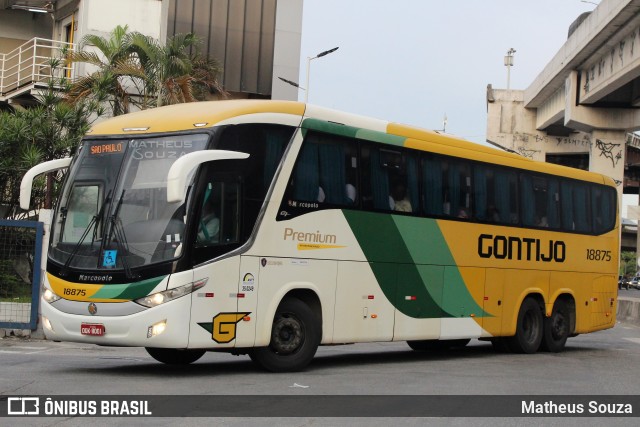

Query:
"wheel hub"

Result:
[[271, 314, 304, 354]]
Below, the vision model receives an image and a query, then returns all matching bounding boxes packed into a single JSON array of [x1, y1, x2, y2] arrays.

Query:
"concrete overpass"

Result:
[[487, 0, 640, 252]]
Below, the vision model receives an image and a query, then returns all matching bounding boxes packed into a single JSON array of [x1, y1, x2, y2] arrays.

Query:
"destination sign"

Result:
[[90, 142, 124, 155]]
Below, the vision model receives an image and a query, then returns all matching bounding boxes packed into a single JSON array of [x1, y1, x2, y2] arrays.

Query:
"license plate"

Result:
[[81, 323, 105, 336]]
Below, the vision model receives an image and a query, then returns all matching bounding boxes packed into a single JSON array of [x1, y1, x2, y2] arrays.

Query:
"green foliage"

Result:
[[620, 251, 637, 277], [0, 260, 27, 300], [68, 25, 225, 115], [0, 62, 101, 218]]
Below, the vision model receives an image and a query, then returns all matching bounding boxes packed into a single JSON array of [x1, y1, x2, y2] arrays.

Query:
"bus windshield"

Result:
[[50, 134, 209, 270]]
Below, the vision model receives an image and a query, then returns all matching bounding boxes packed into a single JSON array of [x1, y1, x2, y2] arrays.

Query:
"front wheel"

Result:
[[507, 297, 543, 354], [250, 297, 320, 372], [145, 348, 206, 365], [541, 300, 571, 352]]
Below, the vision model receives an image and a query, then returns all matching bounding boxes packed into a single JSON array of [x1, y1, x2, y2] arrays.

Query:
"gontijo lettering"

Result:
[[478, 234, 566, 262]]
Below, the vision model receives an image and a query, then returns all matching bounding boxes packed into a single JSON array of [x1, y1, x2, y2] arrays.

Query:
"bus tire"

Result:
[[541, 300, 570, 352], [145, 347, 206, 365], [407, 339, 470, 351], [249, 297, 320, 372], [507, 297, 543, 354]]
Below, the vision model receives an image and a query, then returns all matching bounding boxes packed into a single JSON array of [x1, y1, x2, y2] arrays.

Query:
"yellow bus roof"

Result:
[[87, 100, 610, 186], [88, 100, 306, 135]]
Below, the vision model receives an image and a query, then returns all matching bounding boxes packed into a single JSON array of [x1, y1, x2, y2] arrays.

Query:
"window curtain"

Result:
[[263, 131, 287, 192], [560, 181, 574, 230], [423, 158, 442, 215], [370, 149, 390, 209], [547, 179, 560, 228], [521, 175, 535, 226], [319, 143, 346, 204], [494, 171, 510, 223], [293, 142, 319, 201], [406, 156, 419, 213], [474, 166, 487, 221], [574, 184, 590, 232], [448, 163, 461, 216], [601, 189, 614, 232]]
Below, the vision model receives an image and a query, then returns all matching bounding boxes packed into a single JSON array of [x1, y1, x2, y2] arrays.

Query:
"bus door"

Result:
[[188, 174, 245, 348]]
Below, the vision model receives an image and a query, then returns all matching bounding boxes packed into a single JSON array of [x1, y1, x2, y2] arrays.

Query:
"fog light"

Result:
[[42, 316, 53, 332], [147, 320, 167, 338]]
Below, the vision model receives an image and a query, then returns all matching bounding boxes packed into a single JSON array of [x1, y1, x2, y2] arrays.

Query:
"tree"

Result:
[[620, 251, 637, 277], [0, 58, 102, 218], [68, 26, 225, 114], [66, 25, 144, 116], [129, 32, 225, 108]]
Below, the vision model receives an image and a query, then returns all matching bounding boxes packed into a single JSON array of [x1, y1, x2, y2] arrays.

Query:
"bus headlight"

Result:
[[43, 288, 61, 303], [135, 278, 208, 308]]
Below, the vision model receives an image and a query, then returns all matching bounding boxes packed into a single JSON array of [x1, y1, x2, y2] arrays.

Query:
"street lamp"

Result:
[[305, 47, 339, 103], [277, 77, 306, 91], [504, 48, 516, 91]]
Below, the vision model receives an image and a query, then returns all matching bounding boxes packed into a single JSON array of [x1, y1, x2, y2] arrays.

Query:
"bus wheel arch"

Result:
[[250, 293, 322, 372], [541, 294, 575, 352], [507, 294, 544, 354]]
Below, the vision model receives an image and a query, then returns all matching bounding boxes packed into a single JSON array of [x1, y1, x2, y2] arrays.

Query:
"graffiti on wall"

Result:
[[516, 147, 539, 159], [595, 139, 622, 168]]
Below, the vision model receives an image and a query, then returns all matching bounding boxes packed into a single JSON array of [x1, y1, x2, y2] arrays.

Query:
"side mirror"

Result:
[[166, 150, 249, 204], [20, 157, 72, 210]]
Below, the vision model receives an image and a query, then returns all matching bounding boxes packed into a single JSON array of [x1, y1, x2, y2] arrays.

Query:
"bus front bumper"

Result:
[[41, 295, 192, 348]]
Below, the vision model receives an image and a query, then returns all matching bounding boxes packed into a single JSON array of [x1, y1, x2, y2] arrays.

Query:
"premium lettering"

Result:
[[478, 234, 565, 262], [284, 228, 337, 244]]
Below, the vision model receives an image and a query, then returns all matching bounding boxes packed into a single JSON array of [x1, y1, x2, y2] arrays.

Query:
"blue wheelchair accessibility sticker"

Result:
[[103, 250, 117, 267]]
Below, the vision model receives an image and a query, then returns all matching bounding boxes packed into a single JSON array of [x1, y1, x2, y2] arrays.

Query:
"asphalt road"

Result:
[[1, 320, 640, 426]]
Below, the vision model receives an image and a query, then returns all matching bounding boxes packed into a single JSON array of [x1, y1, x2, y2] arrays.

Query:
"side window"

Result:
[[195, 181, 240, 247], [520, 174, 560, 229], [473, 165, 518, 224], [592, 185, 616, 234], [361, 145, 418, 213], [423, 155, 444, 216], [289, 132, 358, 206], [560, 180, 591, 233], [445, 160, 472, 219]]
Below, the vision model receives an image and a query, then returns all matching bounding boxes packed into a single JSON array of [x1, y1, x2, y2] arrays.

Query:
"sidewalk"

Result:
[[617, 295, 640, 327]]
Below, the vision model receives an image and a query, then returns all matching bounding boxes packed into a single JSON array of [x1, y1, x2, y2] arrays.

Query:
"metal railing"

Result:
[[0, 37, 74, 98]]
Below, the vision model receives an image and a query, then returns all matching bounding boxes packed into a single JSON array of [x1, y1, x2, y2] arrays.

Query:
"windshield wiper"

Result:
[[59, 190, 112, 277], [102, 190, 136, 280]]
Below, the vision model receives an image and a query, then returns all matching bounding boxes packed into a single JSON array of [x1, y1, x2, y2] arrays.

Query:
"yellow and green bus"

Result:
[[21, 100, 618, 371]]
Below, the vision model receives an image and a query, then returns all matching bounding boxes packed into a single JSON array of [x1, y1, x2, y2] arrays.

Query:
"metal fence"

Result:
[[0, 220, 43, 330]]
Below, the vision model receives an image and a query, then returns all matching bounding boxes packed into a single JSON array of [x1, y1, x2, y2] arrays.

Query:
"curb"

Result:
[[617, 297, 640, 327]]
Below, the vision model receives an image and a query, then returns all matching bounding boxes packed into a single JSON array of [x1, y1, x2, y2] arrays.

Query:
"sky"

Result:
[[296, 0, 597, 146]]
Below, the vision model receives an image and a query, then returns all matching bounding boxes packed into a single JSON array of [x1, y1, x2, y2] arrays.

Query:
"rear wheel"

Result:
[[507, 297, 543, 354], [249, 297, 320, 372], [145, 348, 206, 365], [407, 339, 470, 351], [541, 299, 571, 352]]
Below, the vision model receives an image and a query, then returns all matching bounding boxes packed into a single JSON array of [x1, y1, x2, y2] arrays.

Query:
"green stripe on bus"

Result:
[[92, 276, 166, 300], [343, 211, 488, 318], [302, 118, 358, 138], [301, 119, 406, 147]]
